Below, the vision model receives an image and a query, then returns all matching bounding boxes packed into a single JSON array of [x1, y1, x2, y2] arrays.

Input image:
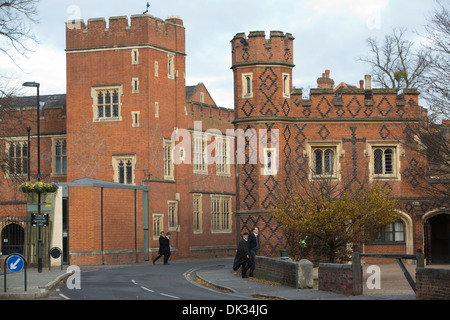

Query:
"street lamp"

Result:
[[22, 81, 42, 273]]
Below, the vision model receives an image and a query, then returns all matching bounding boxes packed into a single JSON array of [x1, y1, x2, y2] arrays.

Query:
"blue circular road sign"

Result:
[[6, 255, 24, 273]]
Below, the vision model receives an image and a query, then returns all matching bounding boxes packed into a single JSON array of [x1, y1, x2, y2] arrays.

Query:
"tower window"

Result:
[[93, 86, 122, 122], [283, 73, 290, 98], [113, 155, 135, 185], [132, 78, 139, 93], [242, 73, 253, 98], [168, 54, 175, 79], [263, 148, 277, 175], [131, 111, 140, 127], [132, 49, 139, 64]]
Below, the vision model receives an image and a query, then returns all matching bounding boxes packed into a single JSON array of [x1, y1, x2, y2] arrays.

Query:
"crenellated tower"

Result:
[[65, 14, 186, 182], [231, 31, 295, 119], [231, 31, 296, 255]]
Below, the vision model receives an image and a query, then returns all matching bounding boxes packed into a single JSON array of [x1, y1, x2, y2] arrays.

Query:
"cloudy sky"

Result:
[[0, 0, 440, 108]]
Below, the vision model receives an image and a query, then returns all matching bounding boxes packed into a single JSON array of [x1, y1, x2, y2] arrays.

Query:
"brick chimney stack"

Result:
[[317, 69, 335, 89]]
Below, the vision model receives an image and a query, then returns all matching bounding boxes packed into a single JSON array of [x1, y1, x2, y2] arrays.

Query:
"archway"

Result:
[[424, 211, 450, 264], [1, 223, 25, 255]]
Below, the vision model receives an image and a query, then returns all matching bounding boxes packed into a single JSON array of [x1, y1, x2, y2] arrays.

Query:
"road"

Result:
[[50, 258, 249, 300]]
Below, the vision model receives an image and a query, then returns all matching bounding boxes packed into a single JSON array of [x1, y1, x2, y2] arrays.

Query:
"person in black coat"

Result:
[[233, 232, 251, 278], [153, 231, 171, 264], [163, 233, 171, 264], [153, 231, 166, 264], [247, 227, 259, 277]]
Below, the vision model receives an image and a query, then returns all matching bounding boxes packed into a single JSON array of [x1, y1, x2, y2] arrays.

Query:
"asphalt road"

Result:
[[49, 258, 248, 300]]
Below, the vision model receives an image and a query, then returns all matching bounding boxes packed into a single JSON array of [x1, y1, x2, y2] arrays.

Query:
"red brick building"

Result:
[[64, 14, 236, 264], [0, 14, 448, 266], [0, 14, 236, 266], [231, 31, 449, 263]]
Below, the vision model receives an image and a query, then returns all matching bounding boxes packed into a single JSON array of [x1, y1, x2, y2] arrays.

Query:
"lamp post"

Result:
[[22, 81, 42, 273]]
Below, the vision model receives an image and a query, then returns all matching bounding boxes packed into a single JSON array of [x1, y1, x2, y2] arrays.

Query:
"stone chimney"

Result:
[[365, 75, 372, 90], [317, 69, 335, 89]]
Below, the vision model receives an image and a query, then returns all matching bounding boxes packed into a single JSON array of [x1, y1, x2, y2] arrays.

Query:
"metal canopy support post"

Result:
[[143, 188, 149, 261]]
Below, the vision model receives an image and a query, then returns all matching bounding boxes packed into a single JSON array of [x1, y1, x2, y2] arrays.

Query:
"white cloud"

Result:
[[0, 40, 66, 95], [306, 0, 387, 20], [0, 0, 440, 109]]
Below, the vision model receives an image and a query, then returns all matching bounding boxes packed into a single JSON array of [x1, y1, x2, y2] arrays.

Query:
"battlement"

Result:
[[66, 14, 185, 54], [231, 31, 294, 68], [293, 85, 421, 120]]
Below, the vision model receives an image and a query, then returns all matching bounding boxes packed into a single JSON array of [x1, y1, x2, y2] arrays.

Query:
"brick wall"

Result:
[[416, 268, 450, 300], [318, 263, 355, 295], [253, 256, 313, 289], [68, 185, 145, 265], [254, 256, 298, 287]]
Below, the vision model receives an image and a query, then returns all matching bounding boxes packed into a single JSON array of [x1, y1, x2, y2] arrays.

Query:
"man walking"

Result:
[[163, 232, 171, 264], [233, 232, 251, 278], [153, 231, 171, 265], [153, 231, 166, 264], [247, 227, 259, 277]]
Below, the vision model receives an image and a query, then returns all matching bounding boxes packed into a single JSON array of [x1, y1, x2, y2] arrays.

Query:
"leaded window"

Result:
[[7, 141, 28, 176], [95, 88, 120, 120], [313, 148, 335, 176], [374, 148, 394, 175], [55, 140, 67, 174]]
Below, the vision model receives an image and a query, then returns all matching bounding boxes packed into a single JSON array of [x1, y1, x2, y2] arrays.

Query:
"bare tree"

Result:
[[0, 0, 40, 197], [420, 1, 450, 121], [358, 28, 431, 90], [0, 0, 39, 62]]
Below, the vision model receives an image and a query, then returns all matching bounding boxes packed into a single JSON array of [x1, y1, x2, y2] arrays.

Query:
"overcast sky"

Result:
[[0, 0, 441, 109]]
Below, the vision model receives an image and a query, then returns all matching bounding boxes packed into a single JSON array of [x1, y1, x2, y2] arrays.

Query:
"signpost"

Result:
[[27, 203, 50, 272], [4, 254, 27, 292], [31, 213, 49, 227], [27, 203, 52, 212]]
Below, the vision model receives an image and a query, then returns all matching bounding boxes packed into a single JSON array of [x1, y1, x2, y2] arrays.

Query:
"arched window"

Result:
[[1, 223, 24, 255]]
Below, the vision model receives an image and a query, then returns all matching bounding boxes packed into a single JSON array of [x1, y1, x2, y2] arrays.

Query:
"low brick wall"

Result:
[[416, 268, 450, 300], [318, 263, 355, 295], [254, 256, 313, 289]]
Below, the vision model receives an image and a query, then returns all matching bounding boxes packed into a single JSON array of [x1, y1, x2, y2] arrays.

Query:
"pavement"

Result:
[[0, 259, 448, 300], [0, 266, 71, 299], [194, 262, 418, 300]]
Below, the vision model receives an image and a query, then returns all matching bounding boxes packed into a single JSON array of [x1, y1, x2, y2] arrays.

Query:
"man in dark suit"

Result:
[[247, 227, 259, 277], [153, 231, 166, 264], [233, 232, 250, 278], [163, 232, 171, 264]]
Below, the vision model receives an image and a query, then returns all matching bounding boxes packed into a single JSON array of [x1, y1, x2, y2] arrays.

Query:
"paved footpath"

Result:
[[195, 263, 417, 300], [0, 267, 71, 299]]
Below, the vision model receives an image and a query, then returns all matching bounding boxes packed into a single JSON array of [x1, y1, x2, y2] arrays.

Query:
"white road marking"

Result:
[[159, 293, 180, 299], [133, 280, 177, 297], [59, 293, 71, 300]]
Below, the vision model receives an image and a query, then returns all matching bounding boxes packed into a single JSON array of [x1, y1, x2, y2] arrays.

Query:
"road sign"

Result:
[[27, 203, 52, 212], [31, 213, 49, 227], [4, 254, 27, 292], [6, 255, 24, 273]]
